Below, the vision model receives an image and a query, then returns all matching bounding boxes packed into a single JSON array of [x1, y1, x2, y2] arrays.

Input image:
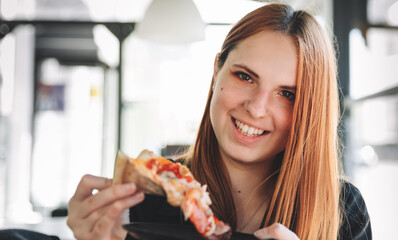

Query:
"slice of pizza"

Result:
[[113, 150, 231, 239]]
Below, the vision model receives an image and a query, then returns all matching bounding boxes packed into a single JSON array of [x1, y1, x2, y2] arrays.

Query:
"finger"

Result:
[[76, 183, 139, 219], [254, 223, 299, 240], [90, 192, 145, 238], [72, 174, 113, 202], [68, 192, 144, 239], [68, 175, 112, 218]]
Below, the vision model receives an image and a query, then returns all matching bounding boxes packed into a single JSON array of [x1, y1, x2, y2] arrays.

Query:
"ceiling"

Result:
[[1, 0, 397, 67], [2, 0, 397, 25]]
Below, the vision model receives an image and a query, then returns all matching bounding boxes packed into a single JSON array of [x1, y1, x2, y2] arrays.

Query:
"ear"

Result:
[[211, 54, 220, 91], [213, 53, 220, 78]]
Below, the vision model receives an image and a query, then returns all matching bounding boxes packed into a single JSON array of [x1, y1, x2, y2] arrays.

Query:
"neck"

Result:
[[221, 154, 280, 233], [223, 156, 278, 198]]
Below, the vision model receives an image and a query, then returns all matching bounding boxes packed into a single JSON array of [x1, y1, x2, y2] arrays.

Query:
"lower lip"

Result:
[[231, 118, 268, 145]]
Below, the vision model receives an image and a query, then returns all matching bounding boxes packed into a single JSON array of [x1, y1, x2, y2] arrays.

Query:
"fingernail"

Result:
[[130, 183, 137, 191], [124, 183, 136, 191], [133, 191, 145, 200]]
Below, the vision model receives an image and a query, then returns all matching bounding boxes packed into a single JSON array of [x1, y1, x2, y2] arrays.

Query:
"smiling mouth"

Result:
[[233, 118, 269, 137]]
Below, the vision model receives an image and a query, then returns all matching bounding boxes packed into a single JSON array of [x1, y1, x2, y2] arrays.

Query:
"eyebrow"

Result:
[[280, 85, 297, 91], [232, 64, 259, 78]]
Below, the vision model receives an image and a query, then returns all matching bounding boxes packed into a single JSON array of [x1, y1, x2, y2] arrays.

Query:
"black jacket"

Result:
[[128, 181, 372, 240]]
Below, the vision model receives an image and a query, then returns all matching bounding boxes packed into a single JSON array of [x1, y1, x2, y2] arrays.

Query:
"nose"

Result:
[[244, 89, 271, 118]]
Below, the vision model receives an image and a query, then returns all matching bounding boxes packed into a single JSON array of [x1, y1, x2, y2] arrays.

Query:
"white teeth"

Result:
[[234, 119, 265, 137], [248, 127, 254, 136]]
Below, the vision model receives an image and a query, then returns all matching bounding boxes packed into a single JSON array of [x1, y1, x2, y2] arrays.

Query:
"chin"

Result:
[[223, 148, 268, 164], [223, 144, 285, 165]]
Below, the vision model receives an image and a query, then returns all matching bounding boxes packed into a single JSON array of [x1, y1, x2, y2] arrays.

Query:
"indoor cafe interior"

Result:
[[0, 0, 397, 239]]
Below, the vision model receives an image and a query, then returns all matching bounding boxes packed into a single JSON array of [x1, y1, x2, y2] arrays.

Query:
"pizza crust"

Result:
[[113, 150, 165, 196]]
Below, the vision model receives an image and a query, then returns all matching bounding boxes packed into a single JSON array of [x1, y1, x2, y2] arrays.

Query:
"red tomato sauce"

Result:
[[146, 158, 193, 182]]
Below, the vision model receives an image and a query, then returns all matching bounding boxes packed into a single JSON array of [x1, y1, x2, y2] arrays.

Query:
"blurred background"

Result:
[[0, 0, 397, 239]]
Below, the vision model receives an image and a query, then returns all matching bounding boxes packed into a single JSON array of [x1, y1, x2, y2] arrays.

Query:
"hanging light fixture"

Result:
[[135, 0, 205, 44], [388, 1, 398, 25]]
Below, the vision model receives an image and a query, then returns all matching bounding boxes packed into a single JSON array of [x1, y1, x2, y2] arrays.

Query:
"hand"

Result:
[[67, 174, 145, 240], [254, 223, 299, 240]]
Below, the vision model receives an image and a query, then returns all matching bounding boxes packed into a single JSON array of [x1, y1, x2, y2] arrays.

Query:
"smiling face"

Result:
[[210, 30, 298, 165]]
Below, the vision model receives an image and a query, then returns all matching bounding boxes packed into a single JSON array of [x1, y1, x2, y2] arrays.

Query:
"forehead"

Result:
[[233, 30, 297, 63]]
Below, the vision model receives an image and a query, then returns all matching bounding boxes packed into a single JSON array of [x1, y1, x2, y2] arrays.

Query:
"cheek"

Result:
[[211, 87, 236, 113], [209, 93, 221, 128], [276, 108, 294, 135], [210, 87, 238, 128]]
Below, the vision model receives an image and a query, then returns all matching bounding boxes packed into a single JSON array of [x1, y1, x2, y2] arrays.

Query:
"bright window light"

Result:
[[0, 34, 16, 116]]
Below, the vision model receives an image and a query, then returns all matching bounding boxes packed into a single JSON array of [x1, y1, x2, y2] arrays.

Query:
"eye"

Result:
[[236, 72, 253, 83], [279, 90, 296, 101]]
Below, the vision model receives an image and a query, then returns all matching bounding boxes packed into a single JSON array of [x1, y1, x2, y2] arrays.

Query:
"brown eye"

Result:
[[236, 72, 253, 83], [280, 90, 295, 101]]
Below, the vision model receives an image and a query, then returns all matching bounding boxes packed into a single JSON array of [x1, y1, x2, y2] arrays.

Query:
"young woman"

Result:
[[67, 3, 371, 240]]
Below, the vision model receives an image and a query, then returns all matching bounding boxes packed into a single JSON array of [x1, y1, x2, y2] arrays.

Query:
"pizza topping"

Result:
[[117, 150, 231, 239], [162, 179, 185, 205], [158, 161, 180, 175], [198, 186, 212, 210], [146, 158, 194, 182], [179, 165, 190, 175], [189, 200, 213, 236], [146, 158, 159, 172], [159, 171, 177, 179]]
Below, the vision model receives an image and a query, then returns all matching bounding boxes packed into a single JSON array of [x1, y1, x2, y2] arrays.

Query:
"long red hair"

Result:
[[182, 3, 341, 239]]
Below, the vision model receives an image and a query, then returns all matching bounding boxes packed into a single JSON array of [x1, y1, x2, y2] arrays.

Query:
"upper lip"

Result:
[[232, 117, 270, 132]]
